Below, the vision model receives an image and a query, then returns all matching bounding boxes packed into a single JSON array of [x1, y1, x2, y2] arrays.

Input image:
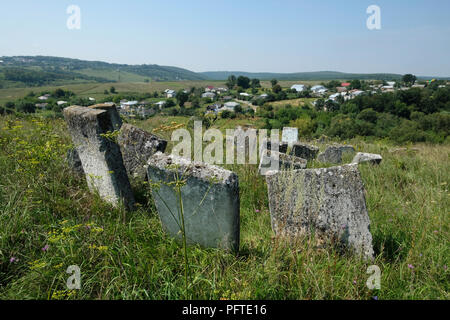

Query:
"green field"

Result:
[[0, 114, 448, 300]]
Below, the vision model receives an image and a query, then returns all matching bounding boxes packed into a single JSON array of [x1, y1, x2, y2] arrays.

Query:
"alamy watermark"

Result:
[[170, 121, 281, 174], [367, 5, 381, 30], [366, 265, 381, 290], [66, 265, 81, 290], [67, 5, 81, 30]]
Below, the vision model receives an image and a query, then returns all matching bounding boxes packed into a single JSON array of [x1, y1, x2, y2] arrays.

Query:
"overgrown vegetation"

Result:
[[259, 86, 450, 144], [0, 114, 448, 299]]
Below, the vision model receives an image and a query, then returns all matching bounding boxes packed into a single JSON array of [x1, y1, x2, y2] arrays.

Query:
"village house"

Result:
[[290, 84, 305, 92], [202, 92, 216, 99], [164, 89, 176, 98]]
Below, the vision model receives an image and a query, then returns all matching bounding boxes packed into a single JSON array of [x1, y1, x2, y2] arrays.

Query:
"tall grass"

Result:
[[0, 115, 448, 299]]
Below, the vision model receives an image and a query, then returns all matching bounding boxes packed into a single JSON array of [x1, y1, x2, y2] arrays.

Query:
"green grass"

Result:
[[0, 115, 448, 300]]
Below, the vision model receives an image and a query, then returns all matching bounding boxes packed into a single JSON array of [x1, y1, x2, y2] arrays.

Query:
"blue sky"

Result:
[[1, 0, 449, 76]]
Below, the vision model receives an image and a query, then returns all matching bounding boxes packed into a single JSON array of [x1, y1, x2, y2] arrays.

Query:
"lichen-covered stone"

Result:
[[352, 152, 382, 165], [259, 149, 307, 175], [117, 124, 167, 180], [290, 142, 319, 160], [266, 164, 374, 260], [318, 146, 343, 164], [147, 152, 240, 251], [63, 106, 135, 210]]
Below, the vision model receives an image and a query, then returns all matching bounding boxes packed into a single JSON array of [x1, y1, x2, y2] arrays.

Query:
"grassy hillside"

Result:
[[0, 56, 208, 89], [0, 114, 448, 299]]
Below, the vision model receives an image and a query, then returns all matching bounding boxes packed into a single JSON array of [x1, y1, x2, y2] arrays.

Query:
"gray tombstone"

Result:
[[117, 124, 167, 180], [266, 164, 374, 260], [352, 152, 382, 165], [63, 106, 135, 210], [147, 152, 240, 251], [290, 142, 319, 160], [259, 138, 289, 155], [317, 146, 343, 164]]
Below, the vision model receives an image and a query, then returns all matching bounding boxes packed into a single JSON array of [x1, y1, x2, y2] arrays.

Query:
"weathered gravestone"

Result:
[[147, 152, 240, 251], [290, 142, 319, 161], [352, 152, 382, 165], [265, 164, 374, 260], [117, 123, 167, 180], [282, 127, 299, 145], [63, 106, 135, 210], [317, 146, 343, 164], [259, 149, 307, 175], [67, 104, 123, 174]]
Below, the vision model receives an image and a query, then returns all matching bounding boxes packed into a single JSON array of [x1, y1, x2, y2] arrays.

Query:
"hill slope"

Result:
[[0, 56, 207, 88]]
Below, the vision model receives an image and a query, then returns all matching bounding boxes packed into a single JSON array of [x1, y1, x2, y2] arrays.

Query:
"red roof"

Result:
[[341, 82, 351, 87], [206, 86, 215, 89]]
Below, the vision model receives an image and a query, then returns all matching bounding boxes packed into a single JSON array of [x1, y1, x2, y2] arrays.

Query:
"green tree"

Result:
[[402, 74, 417, 86], [272, 84, 282, 94], [271, 79, 278, 87], [110, 86, 117, 94], [226, 75, 237, 89], [176, 90, 189, 107], [237, 76, 251, 89]]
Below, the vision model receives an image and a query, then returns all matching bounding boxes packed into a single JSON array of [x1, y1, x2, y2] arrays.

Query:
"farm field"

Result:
[[0, 114, 448, 300]]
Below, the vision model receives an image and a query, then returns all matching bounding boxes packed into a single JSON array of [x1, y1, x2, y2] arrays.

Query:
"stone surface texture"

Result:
[[147, 152, 240, 251], [117, 123, 167, 179], [318, 146, 343, 164], [266, 164, 374, 260], [290, 142, 319, 160], [281, 127, 299, 144], [352, 152, 383, 165]]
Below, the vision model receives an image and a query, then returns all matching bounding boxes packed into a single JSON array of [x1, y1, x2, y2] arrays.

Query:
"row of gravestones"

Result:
[[63, 106, 382, 260]]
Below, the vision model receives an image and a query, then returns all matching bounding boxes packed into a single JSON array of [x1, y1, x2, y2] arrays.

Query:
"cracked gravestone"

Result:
[[147, 152, 240, 251], [63, 106, 135, 210], [265, 164, 374, 260], [117, 123, 167, 180]]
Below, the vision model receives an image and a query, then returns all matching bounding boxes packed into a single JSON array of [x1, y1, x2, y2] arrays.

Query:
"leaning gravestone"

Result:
[[265, 164, 374, 260], [117, 124, 167, 180], [282, 127, 299, 145], [147, 152, 240, 251], [259, 149, 307, 175], [290, 142, 319, 160], [63, 106, 135, 210], [317, 146, 343, 164], [352, 152, 382, 165]]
